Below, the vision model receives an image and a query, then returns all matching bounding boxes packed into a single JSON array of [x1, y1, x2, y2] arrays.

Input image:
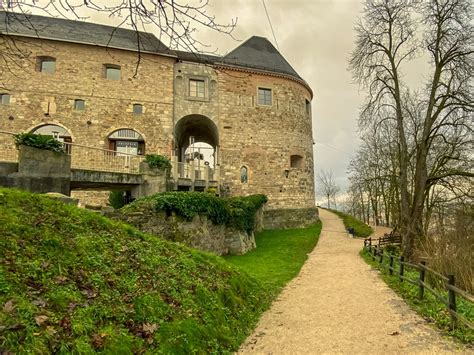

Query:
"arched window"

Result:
[[108, 129, 145, 155], [31, 124, 72, 143], [290, 155, 304, 169], [240, 166, 248, 183]]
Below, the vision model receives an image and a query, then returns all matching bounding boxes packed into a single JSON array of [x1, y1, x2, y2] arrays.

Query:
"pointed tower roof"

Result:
[[221, 36, 302, 80]]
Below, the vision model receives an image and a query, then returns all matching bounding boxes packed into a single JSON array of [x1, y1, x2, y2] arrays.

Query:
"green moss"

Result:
[[0, 188, 271, 353]]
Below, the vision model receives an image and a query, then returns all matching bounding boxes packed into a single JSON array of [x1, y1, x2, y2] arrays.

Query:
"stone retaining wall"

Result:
[[263, 207, 319, 230], [113, 209, 260, 256]]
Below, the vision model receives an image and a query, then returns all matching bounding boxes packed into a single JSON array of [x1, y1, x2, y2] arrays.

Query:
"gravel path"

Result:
[[239, 208, 469, 354]]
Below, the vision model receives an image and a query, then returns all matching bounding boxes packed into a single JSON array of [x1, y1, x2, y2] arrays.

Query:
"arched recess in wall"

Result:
[[30, 123, 73, 143], [174, 114, 219, 167], [107, 128, 145, 155]]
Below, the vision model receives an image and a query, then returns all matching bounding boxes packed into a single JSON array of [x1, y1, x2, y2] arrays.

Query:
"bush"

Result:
[[13, 132, 65, 153], [124, 192, 268, 232], [327, 208, 373, 237], [108, 190, 126, 209], [144, 154, 172, 170]]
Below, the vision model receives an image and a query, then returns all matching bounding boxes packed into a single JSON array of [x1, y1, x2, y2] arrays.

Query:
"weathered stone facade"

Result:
[[0, 14, 317, 227]]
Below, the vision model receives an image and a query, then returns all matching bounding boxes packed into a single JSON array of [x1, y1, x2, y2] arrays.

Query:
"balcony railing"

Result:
[[0, 131, 220, 184]]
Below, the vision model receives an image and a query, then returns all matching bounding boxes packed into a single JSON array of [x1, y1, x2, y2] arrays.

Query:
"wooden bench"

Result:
[[364, 231, 401, 249]]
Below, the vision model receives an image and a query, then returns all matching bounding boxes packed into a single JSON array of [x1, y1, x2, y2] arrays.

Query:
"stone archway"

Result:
[[175, 114, 219, 166]]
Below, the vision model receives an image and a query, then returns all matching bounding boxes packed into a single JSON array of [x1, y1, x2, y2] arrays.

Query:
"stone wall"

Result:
[[0, 146, 71, 195], [263, 207, 319, 230], [0, 37, 175, 157], [114, 209, 257, 256]]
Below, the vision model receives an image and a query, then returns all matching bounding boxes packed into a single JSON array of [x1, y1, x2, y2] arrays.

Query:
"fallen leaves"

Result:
[[34, 315, 49, 327], [3, 299, 15, 313]]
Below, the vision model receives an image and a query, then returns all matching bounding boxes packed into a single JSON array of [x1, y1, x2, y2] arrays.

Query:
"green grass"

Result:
[[327, 208, 373, 237], [0, 188, 272, 354], [361, 249, 474, 344], [225, 222, 322, 295]]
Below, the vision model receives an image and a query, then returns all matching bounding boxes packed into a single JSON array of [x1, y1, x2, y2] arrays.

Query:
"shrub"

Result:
[[124, 192, 268, 232], [108, 190, 126, 209], [13, 132, 65, 153], [227, 195, 268, 233], [144, 154, 172, 170]]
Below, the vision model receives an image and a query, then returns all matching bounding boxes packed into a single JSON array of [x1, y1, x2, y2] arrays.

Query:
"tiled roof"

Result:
[[0, 11, 173, 55]]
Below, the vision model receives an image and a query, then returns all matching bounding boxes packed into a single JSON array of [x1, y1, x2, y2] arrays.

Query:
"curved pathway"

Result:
[[239, 209, 468, 354]]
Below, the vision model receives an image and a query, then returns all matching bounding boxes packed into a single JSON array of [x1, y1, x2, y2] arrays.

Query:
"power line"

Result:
[[262, 0, 280, 51]]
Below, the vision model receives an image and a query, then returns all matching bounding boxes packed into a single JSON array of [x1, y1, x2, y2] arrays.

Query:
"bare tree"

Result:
[[350, 0, 473, 259], [318, 170, 340, 209]]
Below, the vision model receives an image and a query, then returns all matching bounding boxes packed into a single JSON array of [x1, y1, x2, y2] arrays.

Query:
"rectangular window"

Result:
[[38, 57, 56, 73], [133, 103, 143, 114], [305, 99, 311, 114], [0, 93, 10, 105], [258, 88, 272, 106], [74, 99, 85, 111], [189, 79, 205, 98], [105, 65, 121, 80]]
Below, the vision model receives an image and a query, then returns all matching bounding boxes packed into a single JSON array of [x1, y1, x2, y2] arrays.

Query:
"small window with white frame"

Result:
[[189, 78, 205, 98], [258, 87, 272, 106], [0, 93, 10, 105]]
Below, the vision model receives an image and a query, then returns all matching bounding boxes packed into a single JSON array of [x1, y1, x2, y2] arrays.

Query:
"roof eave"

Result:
[[2, 32, 178, 59]]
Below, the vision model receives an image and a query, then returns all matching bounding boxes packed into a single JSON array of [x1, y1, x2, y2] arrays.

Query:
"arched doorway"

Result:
[[107, 128, 145, 155], [174, 115, 219, 167]]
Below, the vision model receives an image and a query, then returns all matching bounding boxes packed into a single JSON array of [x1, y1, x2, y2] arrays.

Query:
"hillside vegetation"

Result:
[[0, 188, 271, 353], [327, 208, 373, 238]]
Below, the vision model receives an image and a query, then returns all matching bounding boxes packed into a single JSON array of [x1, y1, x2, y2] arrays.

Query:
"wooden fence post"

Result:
[[418, 261, 426, 300], [399, 256, 404, 282], [372, 246, 376, 261], [389, 255, 394, 276], [447, 274, 456, 329], [379, 248, 383, 264]]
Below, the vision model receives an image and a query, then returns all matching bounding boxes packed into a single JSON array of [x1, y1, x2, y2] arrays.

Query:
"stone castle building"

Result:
[[0, 12, 317, 227]]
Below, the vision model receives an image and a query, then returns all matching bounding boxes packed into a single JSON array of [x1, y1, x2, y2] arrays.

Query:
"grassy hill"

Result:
[[0, 188, 271, 354]]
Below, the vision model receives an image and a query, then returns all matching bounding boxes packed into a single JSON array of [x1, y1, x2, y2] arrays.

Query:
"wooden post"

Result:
[[418, 261, 426, 300], [379, 248, 383, 264], [447, 274, 456, 329], [371, 246, 376, 261], [399, 256, 404, 282], [389, 255, 394, 276], [368, 237, 372, 248]]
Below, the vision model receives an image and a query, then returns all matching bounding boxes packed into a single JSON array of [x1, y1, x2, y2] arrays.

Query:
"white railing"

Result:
[[171, 158, 219, 183], [63, 143, 144, 174]]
